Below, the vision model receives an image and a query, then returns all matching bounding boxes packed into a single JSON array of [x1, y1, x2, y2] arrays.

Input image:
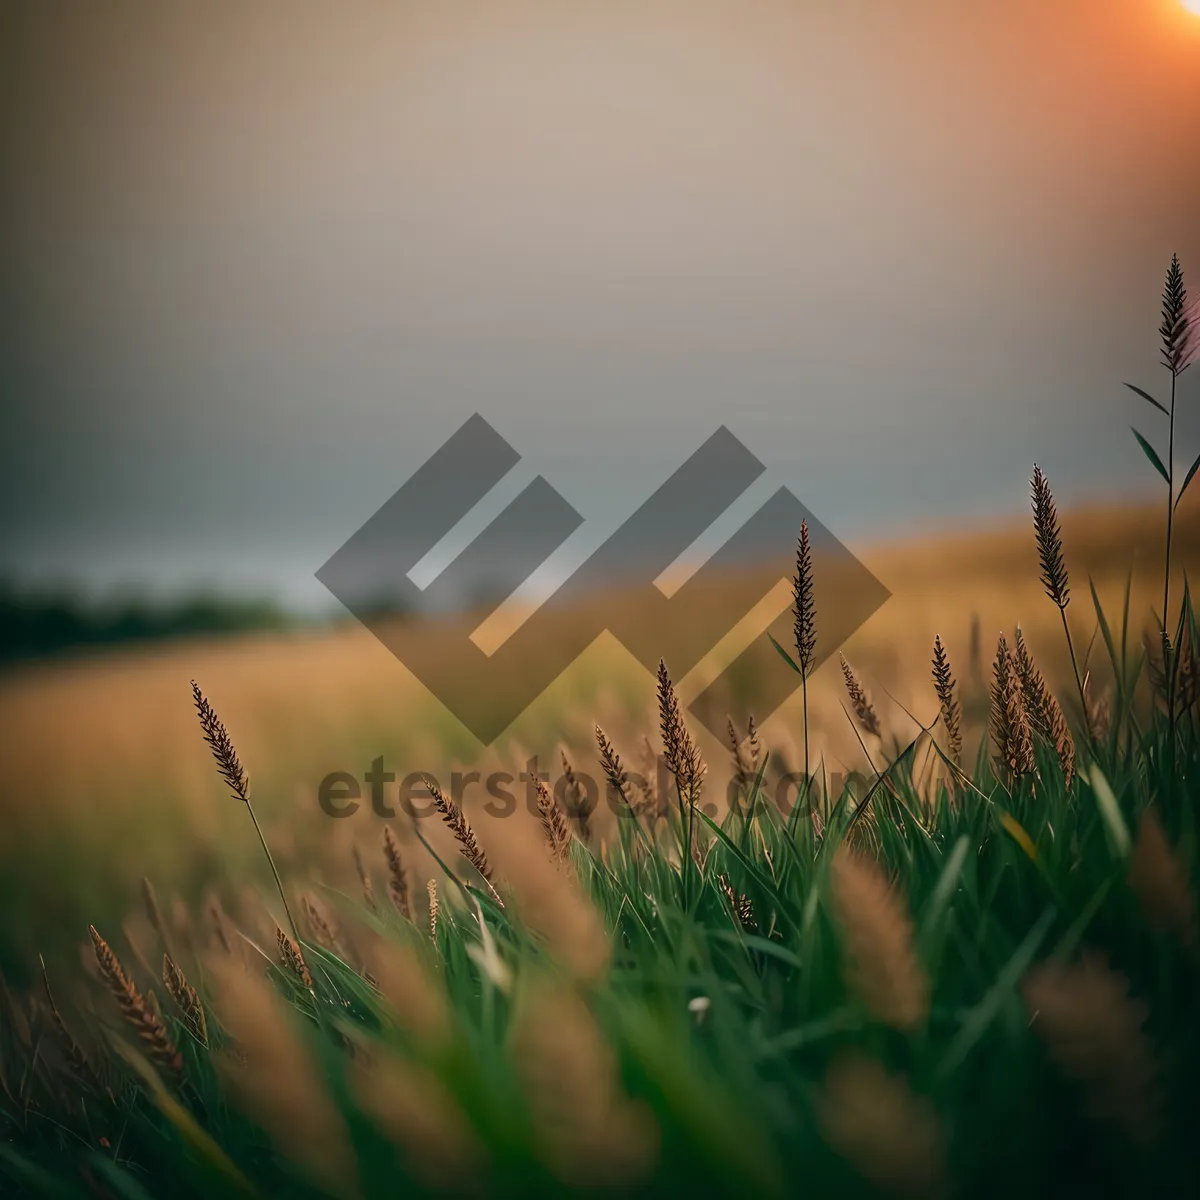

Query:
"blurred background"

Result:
[[1, 0, 1198, 971]]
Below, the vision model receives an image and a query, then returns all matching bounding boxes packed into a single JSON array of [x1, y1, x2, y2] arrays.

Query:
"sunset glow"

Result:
[[1182, 0, 1200, 15]]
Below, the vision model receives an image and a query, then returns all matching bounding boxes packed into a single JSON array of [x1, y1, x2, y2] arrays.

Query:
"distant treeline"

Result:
[[0, 584, 296, 664]]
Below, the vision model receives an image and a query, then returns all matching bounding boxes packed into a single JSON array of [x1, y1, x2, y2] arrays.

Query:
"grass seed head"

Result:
[[1023, 954, 1160, 1146], [830, 849, 928, 1032], [816, 1053, 945, 1197], [352, 1051, 485, 1190], [382, 825, 411, 920], [1160, 252, 1193, 374], [931, 635, 963, 766], [533, 775, 573, 868], [210, 956, 358, 1197], [189, 681, 250, 803], [1031, 465, 1070, 611], [1128, 807, 1196, 945], [990, 633, 1035, 784], [89, 925, 183, 1080], [424, 775, 499, 902], [792, 520, 817, 677], [510, 980, 659, 1188], [162, 953, 207, 1047], [656, 659, 706, 802], [275, 927, 313, 990], [839, 654, 882, 738]]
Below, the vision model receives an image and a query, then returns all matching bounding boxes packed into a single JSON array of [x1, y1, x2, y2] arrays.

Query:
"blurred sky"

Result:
[[2, 0, 1199, 611]]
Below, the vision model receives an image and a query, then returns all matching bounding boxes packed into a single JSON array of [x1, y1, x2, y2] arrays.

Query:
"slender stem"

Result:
[[1059, 606, 1089, 738], [1164, 368, 1178, 750], [802, 674, 811, 817], [246, 800, 302, 951]]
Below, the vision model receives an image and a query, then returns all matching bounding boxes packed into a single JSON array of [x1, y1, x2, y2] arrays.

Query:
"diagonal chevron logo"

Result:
[[317, 414, 889, 745]]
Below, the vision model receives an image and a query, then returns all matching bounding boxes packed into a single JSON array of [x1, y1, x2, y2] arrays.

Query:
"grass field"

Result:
[[1, 257, 1198, 1195], [1, 493, 1195, 974]]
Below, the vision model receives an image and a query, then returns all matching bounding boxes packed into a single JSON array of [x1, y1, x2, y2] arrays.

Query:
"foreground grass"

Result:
[[0, 585, 1197, 1197]]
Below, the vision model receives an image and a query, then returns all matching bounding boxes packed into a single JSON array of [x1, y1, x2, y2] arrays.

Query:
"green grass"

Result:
[[1, 257, 1198, 1197], [1, 579, 1197, 1197]]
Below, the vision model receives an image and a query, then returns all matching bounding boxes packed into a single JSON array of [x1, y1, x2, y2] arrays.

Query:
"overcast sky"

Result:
[[2, 0, 1198, 609]]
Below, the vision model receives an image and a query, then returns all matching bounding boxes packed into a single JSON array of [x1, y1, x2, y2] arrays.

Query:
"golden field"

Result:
[[1, 495, 1196, 973]]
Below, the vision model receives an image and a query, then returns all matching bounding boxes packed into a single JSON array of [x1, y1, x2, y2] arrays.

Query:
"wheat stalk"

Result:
[[424, 775, 502, 906], [382, 826, 410, 920], [1030, 468, 1088, 719], [839, 654, 881, 738], [533, 776, 573, 868], [930, 635, 962, 767], [559, 750, 592, 842], [655, 659, 705, 803], [1013, 627, 1076, 786], [162, 954, 207, 1047], [89, 926, 183, 1080], [301, 894, 344, 958], [990, 633, 1035, 786], [276, 927, 313, 990], [191, 681, 301, 949], [793, 520, 817, 783], [595, 725, 631, 810]]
